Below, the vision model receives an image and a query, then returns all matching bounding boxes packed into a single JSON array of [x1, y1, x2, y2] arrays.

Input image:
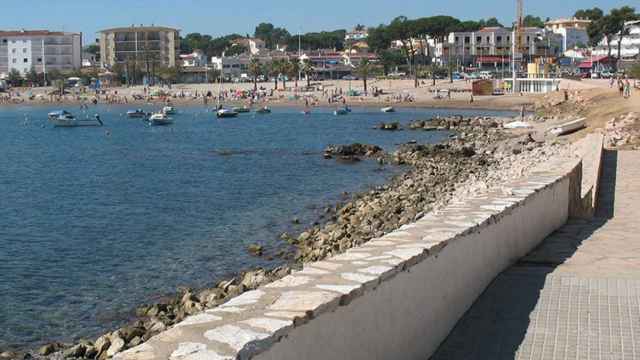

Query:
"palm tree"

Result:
[[301, 59, 314, 88], [287, 60, 300, 89], [278, 60, 290, 90], [248, 58, 262, 92], [269, 59, 282, 90], [356, 58, 371, 95]]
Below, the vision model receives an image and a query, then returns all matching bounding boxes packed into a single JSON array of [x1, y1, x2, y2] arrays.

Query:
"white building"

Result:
[[180, 49, 208, 67], [0, 30, 82, 76], [593, 20, 640, 59], [231, 38, 266, 55], [545, 18, 590, 53], [345, 29, 368, 42]]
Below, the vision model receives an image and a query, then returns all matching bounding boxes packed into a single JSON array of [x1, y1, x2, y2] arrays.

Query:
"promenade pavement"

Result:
[[431, 150, 640, 360]]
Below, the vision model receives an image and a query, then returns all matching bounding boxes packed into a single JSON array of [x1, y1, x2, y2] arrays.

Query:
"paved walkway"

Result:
[[432, 150, 640, 360]]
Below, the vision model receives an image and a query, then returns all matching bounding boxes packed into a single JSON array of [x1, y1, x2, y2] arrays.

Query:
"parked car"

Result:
[[342, 75, 358, 81], [599, 70, 614, 79], [479, 71, 494, 79], [590, 72, 600, 79]]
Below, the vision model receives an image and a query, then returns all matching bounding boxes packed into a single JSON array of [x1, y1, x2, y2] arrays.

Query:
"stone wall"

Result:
[[115, 156, 583, 360], [572, 133, 605, 218]]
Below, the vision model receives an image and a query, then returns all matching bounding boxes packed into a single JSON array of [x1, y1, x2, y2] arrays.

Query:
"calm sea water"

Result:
[[0, 104, 514, 349]]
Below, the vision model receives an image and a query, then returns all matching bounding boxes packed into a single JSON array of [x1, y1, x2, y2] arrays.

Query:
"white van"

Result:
[[479, 71, 493, 79]]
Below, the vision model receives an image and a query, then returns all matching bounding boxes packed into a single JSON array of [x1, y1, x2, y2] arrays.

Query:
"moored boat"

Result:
[[334, 108, 349, 116], [127, 109, 148, 118], [148, 112, 173, 126], [216, 108, 239, 118], [381, 106, 395, 113], [48, 111, 103, 127], [162, 106, 176, 115]]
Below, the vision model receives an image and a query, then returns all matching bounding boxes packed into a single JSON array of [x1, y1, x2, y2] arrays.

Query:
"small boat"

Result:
[[162, 106, 176, 115], [127, 109, 148, 118], [48, 111, 103, 127], [548, 118, 586, 136], [301, 109, 311, 115], [148, 112, 173, 126], [256, 106, 271, 114], [216, 108, 239, 118], [232, 106, 251, 113], [334, 108, 349, 116], [381, 106, 395, 113]]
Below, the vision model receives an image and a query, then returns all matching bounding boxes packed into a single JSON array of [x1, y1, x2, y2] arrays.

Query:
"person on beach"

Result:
[[618, 79, 624, 97], [624, 79, 631, 99]]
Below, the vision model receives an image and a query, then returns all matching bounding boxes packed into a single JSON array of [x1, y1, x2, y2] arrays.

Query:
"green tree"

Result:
[[301, 59, 314, 87], [378, 49, 405, 75], [269, 59, 282, 90], [83, 44, 100, 62], [523, 15, 545, 28], [367, 25, 391, 53], [25, 68, 40, 86], [387, 16, 420, 88], [356, 58, 371, 95], [609, 7, 639, 63], [629, 63, 640, 79], [574, 8, 605, 46], [286, 60, 300, 88], [248, 58, 262, 91], [7, 69, 23, 87]]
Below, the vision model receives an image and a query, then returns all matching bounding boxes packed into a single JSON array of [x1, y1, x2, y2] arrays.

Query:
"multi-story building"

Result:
[[545, 18, 591, 53], [345, 29, 368, 42], [180, 49, 208, 67], [0, 30, 82, 76], [437, 27, 561, 67], [99, 26, 180, 69]]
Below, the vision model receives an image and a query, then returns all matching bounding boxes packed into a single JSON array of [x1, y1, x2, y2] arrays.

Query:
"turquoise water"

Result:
[[0, 105, 514, 349]]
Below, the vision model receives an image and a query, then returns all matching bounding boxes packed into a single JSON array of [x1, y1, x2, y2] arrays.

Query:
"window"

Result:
[[497, 36, 502, 42], [23, 58, 28, 63], [476, 36, 481, 43], [37, 58, 42, 63], [2, 39, 6, 44], [464, 37, 470, 44], [12, 59, 16, 63], [11, 48, 16, 54], [486, 36, 490, 43], [455, 36, 459, 43], [23, 48, 27, 53]]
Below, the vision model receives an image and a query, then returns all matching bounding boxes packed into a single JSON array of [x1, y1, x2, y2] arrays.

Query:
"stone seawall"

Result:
[[114, 153, 583, 360]]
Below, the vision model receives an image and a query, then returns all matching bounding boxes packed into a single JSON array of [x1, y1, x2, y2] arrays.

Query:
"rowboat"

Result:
[[48, 111, 103, 127], [148, 112, 173, 126], [216, 108, 239, 118], [381, 106, 395, 113]]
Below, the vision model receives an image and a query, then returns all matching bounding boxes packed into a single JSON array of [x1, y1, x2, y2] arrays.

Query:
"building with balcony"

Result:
[[99, 26, 180, 69], [0, 30, 81, 77], [593, 20, 640, 59], [545, 18, 591, 53]]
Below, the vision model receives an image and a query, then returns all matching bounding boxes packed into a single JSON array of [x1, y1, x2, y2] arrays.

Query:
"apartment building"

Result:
[[0, 30, 82, 76], [99, 26, 180, 69], [545, 18, 591, 53]]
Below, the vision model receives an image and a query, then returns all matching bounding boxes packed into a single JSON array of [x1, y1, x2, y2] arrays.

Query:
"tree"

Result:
[[254, 23, 275, 47], [286, 60, 300, 88], [629, 63, 640, 79], [609, 7, 639, 64], [574, 8, 605, 46], [378, 49, 405, 75], [25, 68, 40, 86], [226, 44, 248, 56], [523, 15, 545, 28], [158, 66, 179, 85], [480, 17, 503, 28], [301, 59, 314, 87], [269, 59, 282, 90], [356, 58, 371, 95], [367, 25, 392, 53], [7, 69, 23, 87], [83, 44, 100, 62], [387, 16, 420, 88], [248, 58, 262, 92]]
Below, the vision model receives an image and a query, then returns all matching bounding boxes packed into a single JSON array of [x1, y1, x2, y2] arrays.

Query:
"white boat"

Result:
[[48, 111, 103, 127], [216, 108, 239, 118], [148, 112, 173, 126], [548, 118, 586, 136], [127, 109, 148, 118], [162, 106, 176, 115], [381, 106, 395, 113]]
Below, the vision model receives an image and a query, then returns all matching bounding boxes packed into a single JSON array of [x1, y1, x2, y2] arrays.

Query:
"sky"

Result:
[[1, 0, 634, 44]]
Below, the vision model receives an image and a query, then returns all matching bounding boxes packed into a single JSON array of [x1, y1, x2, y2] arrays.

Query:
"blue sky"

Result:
[[2, 0, 633, 43]]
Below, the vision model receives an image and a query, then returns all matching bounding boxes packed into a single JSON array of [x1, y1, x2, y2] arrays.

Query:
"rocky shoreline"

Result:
[[1, 115, 571, 360]]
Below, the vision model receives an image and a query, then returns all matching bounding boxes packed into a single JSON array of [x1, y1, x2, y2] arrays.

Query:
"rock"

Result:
[[84, 346, 98, 359], [93, 335, 111, 359], [247, 243, 263, 256], [105, 334, 125, 358], [0, 351, 19, 360], [39, 343, 62, 356], [145, 317, 167, 334], [62, 344, 86, 359], [128, 336, 143, 348], [197, 288, 225, 306], [241, 269, 267, 289], [120, 325, 146, 342]]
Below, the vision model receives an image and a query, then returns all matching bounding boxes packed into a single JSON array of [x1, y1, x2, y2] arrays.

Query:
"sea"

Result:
[[0, 104, 515, 350]]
